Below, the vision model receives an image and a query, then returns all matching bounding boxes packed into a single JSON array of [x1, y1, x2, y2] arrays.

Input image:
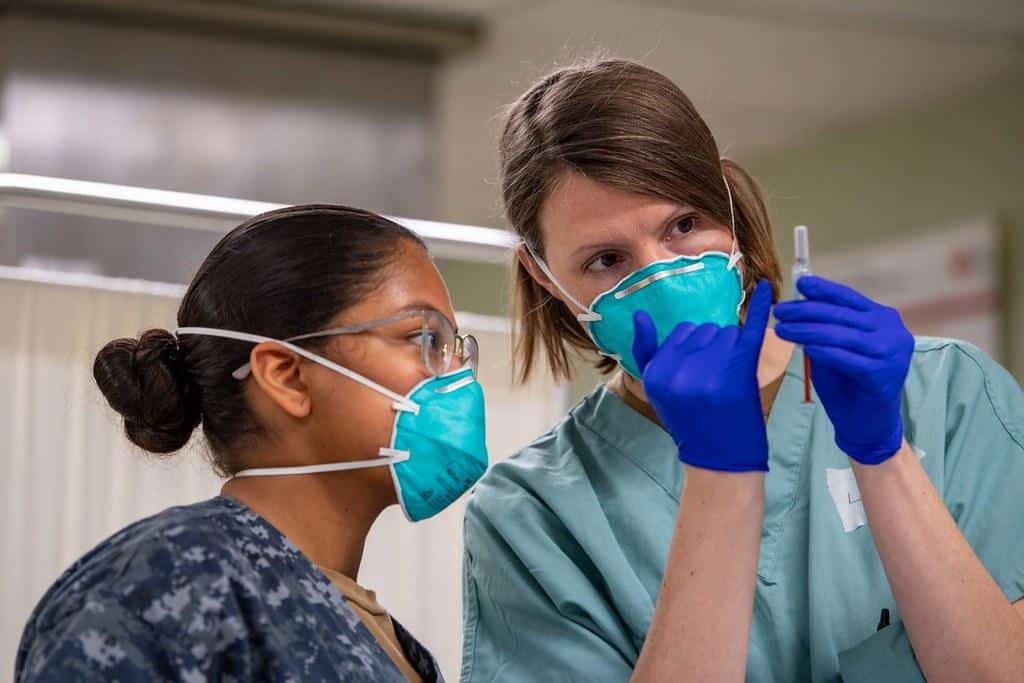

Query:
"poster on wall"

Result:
[[813, 219, 1002, 359]]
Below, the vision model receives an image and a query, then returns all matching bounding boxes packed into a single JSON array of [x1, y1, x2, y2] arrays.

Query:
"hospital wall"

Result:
[[747, 71, 1024, 382], [437, 70, 1024, 401], [0, 13, 436, 281]]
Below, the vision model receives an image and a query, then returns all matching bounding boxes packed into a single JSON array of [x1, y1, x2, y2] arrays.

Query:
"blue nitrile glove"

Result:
[[774, 275, 914, 465], [631, 280, 774, 472]]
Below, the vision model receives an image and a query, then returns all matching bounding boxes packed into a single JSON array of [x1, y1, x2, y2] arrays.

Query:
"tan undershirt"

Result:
[[318, 566, 424, 683]]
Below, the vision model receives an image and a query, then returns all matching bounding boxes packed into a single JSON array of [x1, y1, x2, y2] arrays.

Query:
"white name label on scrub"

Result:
[[826, 467, 867, 533], [826, 446, 926, 533]]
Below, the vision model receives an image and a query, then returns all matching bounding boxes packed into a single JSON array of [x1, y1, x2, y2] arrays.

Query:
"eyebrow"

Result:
[[570, 238, 629, 260], [396, 301, 458, 333], [568, 205, 699, 260]]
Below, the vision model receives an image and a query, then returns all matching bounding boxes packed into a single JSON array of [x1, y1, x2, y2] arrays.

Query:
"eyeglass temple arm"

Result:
[[232, 311, 449, 378]]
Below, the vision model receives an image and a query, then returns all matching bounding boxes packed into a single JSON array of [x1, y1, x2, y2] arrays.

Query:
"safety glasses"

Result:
[[232, 309, 479, 380]]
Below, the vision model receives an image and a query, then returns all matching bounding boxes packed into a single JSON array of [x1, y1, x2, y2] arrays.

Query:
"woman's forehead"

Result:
[[540, 173, 685, 248], [333, 244, 455, 326]]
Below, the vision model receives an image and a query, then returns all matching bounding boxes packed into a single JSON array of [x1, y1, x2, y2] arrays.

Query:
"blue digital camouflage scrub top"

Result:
[[460, 338, 1024, 682], [16, 496, 443, 682]]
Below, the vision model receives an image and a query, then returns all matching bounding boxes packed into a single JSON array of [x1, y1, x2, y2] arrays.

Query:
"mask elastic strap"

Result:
[[722, 170, 743, 271], [176, 327, 420, 414], [523, 243, 601, 322], [720, 168, 749, 319], [229, 451, 410, 479]]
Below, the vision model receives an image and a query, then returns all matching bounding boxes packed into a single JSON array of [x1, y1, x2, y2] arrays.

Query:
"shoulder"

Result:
[[465, 435, 561, 547], [908, 337, 1023, 444], [911, 336, 1011, 380], [26, 497, 276, 625], [16, 497, 322, 678], [468, 409, 588, 522], [910, 336, 1014, 387], [465, 389, 617, 561]]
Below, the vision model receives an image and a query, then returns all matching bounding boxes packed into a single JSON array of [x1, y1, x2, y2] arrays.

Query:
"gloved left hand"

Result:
[[632, 280, 774, 472], [774, 275, 914, 465]]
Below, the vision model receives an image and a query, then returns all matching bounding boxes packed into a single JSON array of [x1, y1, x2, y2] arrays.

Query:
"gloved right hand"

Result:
[[631, 280, 773, 472]]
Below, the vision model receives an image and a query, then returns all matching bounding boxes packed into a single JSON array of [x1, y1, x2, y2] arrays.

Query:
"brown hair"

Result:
[[500, 58, 782, 383], [93, 205, 425, 476]]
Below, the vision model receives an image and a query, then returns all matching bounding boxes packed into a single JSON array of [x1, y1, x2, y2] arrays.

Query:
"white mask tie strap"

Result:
[[722, 169, 742, 270], [523, 243, 600, 321], [176, 327, 420, 414], [229, 451, 410, 479]]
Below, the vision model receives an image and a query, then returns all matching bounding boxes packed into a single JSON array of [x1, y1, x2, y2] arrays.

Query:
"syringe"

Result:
[[792, 225, 813, 403], [792, 225, 812, 288]]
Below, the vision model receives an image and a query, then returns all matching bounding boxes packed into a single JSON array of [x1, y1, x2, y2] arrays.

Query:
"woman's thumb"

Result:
[[632, 310, 659, 374]]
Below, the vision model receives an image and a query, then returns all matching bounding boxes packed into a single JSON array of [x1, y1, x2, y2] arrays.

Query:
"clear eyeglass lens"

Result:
[[422, 311, 455, 375], [462, 334, 479, 376]]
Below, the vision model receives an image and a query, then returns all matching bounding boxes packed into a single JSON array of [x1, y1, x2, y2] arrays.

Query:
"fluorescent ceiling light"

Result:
[[0, 173, 518, 262]]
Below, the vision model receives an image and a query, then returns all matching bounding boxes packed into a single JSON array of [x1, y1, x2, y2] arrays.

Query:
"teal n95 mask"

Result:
[[175, 327, 488, 522], [526, 174, 745, 379]]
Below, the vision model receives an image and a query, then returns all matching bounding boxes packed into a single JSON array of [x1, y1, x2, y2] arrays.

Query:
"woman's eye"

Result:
[[585, 252, 623, 273], [670, 215, 697, 238], [409, 331, 440, 350]]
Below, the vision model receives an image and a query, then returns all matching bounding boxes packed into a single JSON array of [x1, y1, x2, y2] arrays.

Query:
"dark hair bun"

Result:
[[93, 329, 201, 454]]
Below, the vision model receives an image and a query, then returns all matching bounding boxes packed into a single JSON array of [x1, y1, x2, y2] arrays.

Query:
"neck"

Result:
[[221, 465, 393, 580], [612, 328, 795, 423]]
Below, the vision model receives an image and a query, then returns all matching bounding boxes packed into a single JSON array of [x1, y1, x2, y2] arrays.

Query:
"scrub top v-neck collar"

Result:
[[576, 346, 817, 581]]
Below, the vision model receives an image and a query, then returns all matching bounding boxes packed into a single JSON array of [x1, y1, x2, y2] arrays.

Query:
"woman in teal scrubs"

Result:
[[460, 59, 1024, 682]]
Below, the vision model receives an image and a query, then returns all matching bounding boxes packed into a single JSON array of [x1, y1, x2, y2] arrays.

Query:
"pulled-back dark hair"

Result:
[[93, 204, 426, 476]]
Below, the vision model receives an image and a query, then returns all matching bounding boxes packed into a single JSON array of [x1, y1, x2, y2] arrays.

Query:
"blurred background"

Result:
[[1, 0, 1022, 677]]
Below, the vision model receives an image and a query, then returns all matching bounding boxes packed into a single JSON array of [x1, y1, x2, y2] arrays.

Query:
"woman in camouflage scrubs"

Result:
[[17, 205, 469, 681]]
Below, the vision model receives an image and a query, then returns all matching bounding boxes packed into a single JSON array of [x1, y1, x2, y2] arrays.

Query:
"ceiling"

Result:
[[120, 1, 1021, 158], [101, 0, 1015, 225], [342, 0, 1024, 154], [349, 0, 1024, 35], [385, 0, 1024, 222]]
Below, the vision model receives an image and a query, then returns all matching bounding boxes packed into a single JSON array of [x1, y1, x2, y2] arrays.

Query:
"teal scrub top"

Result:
[[460, 338, 1024, 682]]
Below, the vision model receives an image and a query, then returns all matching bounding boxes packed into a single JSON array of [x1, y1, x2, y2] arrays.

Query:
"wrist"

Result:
[[836, 414, 903, 465], [675, 405, 770, 472], [680, 469, 765, 532], [850, 440, 916, 477], [683, 465, 766, 500]]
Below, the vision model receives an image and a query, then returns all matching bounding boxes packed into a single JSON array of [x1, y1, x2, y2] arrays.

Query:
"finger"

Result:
[[738, 280, 772, 355], [803, 344, 875, 375], [716, 325, 740, 350], [796, 275, 875, 312], [679, 322, 719, 353], [631, 310, 659, 374], [773, 300, 874, 331], [775, 322, 886, 357], [663, 320, 698, 349]]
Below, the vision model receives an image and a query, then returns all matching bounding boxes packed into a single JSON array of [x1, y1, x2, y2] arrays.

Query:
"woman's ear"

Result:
[[516, 244, 559, 299], [247, 343, 312, 419]]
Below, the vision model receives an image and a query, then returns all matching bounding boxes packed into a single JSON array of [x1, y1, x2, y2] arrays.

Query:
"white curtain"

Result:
[[0, 271, 220, 677], [0, 271, 567, 679]]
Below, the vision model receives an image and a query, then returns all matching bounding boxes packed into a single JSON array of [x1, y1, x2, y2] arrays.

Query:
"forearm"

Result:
[[632, 469, 764, 683], [854, 443, 1024, 682]]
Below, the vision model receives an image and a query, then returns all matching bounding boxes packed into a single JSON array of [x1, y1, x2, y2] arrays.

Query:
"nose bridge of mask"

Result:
[[611, 259, 707, 300], [175, 327, 420, 415]]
